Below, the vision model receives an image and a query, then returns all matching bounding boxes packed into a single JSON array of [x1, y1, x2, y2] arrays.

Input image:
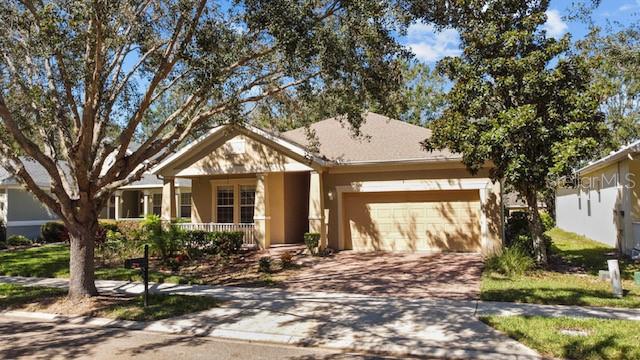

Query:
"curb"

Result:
[[1, 310, 540, 360]]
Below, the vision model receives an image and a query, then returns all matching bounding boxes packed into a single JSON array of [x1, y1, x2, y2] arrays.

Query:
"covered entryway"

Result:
[[343, 190, 482, 252]]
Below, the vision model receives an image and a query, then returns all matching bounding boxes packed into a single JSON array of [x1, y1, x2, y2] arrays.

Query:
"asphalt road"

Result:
[[0, 315, 396, 360]]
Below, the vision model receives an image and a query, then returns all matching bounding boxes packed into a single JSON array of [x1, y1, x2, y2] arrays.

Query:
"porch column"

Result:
[[308, 171, 327, 249], [114, 191, 123, 220], [254, 173, 270, 249], [162, 177, 176, 220], [142, 191, 150, 217]]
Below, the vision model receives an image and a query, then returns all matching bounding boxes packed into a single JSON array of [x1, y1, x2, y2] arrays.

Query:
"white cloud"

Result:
[[619, 1, 640, 11], [543, 9, 568, 39], [405, 22, 461, 62]]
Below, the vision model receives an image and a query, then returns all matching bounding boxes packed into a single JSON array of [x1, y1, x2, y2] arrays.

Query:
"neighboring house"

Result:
[[0, 158, 191, 240], [0, 159, 59, 239], [503, 191, 547, 215], [153, 112, 504, 255], [98, 175, 191, 221], [556, 140, 640, 256]]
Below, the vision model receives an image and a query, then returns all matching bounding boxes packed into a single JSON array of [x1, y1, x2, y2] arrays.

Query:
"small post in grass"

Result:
[[143, 244, 149, 308], [607, 259, 623, 298]]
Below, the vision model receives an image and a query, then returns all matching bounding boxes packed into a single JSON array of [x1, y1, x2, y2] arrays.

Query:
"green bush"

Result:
[[99, 221, 120, 233], [540, 211, 555, 232], [505, 211, 529, 243], [485, 244, 535, 277], [7, 235, 32, 247], [304, 232, 320, 256], [183, 230, 211, 258], [141, 215, 184, 262], [40, 222, 68, 243], [258, 256, 272, 273], [211, 231, 244, 256]]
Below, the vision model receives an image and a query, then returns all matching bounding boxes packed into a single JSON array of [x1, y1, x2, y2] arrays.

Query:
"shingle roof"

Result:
[[281, 112, 459, 163], [0, 158, 53, 187], [0, 157, 190, 189]]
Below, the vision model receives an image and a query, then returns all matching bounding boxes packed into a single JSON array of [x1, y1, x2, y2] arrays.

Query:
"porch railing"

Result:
[[174, 223, 256, 245]]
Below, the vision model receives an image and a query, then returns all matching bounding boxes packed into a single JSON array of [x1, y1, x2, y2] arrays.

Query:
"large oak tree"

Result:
[[0, 0, 412, 298]]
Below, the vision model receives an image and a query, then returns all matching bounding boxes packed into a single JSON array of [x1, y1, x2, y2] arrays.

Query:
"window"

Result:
[[180, 193, 192, 219], [152, 194, 162, 216], [216, 186, 234, 223], [240, 186, 256, 223]]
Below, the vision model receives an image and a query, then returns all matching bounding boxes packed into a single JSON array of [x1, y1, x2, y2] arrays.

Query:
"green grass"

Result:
[[0, 283, 220, 321], [482, 228, 640, 308], [0, 283, 66, 309], [547, 228, 640, 278], [0, 244, 194, 284], [94, 294, 221, 321], [482, 315, 640, 360]]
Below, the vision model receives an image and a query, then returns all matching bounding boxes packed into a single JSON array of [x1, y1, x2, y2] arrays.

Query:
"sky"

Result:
[[402, 0, 640, 64]]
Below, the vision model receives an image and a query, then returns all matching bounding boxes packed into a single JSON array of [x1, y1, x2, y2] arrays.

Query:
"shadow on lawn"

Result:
[[481, 287, 633, 306]]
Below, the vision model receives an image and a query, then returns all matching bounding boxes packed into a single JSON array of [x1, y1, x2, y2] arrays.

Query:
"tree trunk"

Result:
[[525, 190, 548, 265], [68, 219, 98, 299]]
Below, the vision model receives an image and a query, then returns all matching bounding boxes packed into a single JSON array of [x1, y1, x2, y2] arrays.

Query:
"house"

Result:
[[503, 191, 547, 216], [152, 113, 504, 255], [556, 140, 640, 256], [0, 158, 191, 240]]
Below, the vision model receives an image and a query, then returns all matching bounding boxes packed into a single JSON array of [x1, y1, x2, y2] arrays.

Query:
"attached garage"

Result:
[[342, 190, 482, 252]]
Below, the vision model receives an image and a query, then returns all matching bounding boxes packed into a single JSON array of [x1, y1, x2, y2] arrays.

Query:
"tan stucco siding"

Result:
[[173, 135, 313, 176], [343, 190, 481, 252], [191, 178, 212, 223], [323, 167, 502, 254], [284, 172, 310, 243], [268, 172, 286, 244]]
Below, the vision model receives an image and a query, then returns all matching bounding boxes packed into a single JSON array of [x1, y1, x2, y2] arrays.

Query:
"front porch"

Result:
[[163, 170, 324, 249]]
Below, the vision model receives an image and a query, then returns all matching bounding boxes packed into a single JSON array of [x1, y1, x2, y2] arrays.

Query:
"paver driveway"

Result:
[[280, 251, 483, 300]]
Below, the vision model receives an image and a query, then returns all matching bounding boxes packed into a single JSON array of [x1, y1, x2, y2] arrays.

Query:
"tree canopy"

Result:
[[418, 0, 607, 264], [0, 0, 412, 297], [576, 24, 640, 150]]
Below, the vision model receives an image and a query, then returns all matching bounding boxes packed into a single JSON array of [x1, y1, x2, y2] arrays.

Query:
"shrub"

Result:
[[7, 235, 32, 247], [505, 211, 529, 243], [212, 231, 244, 256], [115, 220, 143, 243], [40, 222, 68, 243], [258, 256, 272, 273], [279, 251, 294, 268], [99, 221, 120, 233], [304, 232, 320, 256], [485, 245, 535, 277], [183, 230, 211, 258], [540, 211, 555, 232]]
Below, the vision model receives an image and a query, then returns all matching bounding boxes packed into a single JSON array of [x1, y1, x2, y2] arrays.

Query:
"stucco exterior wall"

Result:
[[191, 178, 212, 223], [284, 172, 310, 243], [268, 172, 286, 244], [556, 162, 623, 249], [322, 166, 502, 254], [172, 135, 313, 177]]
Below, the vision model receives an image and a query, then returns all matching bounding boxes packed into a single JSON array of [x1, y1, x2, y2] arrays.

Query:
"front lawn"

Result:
[[0, 244, 194, 284], [0, 283, 220, 321], [482, 315, 640, 360], [481, 228, 640, 308]]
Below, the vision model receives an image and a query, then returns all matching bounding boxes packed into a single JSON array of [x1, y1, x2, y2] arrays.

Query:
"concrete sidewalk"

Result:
[[0, 276, 541, 359]]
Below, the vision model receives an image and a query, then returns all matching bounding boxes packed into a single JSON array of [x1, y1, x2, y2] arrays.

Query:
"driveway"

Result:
[[280, 251, 483, 300]]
